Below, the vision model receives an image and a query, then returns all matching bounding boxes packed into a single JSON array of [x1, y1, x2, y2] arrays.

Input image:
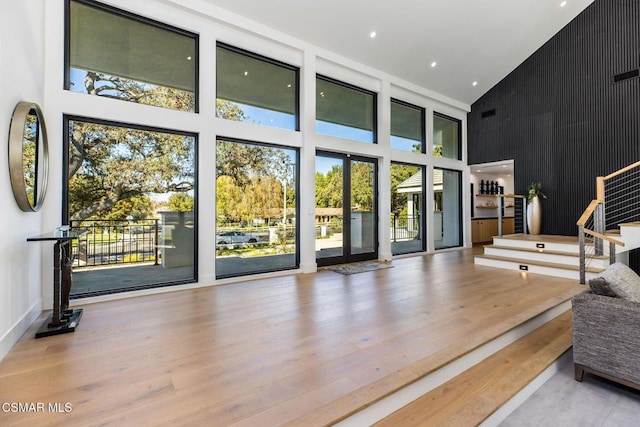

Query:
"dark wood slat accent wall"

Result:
[[468, 0, 640, 239]]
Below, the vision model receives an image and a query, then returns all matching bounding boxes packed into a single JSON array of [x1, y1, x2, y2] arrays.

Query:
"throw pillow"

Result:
[[588, 277, 618, 297], [599, 262, 640, 303]]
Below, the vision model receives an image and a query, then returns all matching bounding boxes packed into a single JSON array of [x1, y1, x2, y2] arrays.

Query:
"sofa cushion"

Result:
[[599, 263, 640, 303], [588, 277, 618, 297]]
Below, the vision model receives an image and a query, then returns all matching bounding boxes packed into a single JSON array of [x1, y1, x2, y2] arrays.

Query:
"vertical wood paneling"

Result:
[[468, 0, 640, 240]]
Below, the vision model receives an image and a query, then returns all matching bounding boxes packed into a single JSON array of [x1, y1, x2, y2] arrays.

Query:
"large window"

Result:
[[391, 163, 425, 255], [433, 113, 461, 160], [64, 117, 197, 297], [316, 75, 376, 143], [391, 99, 424, 153], [216, 139, 298, 278], [434, 168, 462, 249], [216, 43, 299, 131], [66, 0, 198, 112]]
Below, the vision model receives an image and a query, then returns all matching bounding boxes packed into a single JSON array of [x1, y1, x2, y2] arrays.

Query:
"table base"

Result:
[[35, 309, 83, 339]]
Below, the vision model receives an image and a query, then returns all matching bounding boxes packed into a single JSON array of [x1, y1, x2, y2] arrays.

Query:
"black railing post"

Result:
[[154, 219, 159, 265]]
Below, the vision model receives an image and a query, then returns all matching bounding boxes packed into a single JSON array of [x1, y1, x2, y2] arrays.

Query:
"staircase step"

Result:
[[475, 254, 604, 280], [483, 245, 610, 269], [492, 234, 589, 253], [484, 244, 607, 259], [373, 310, 573, 426]]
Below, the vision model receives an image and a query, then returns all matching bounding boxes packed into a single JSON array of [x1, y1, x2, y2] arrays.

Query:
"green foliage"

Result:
[[216, 141, 294, 224], [390, 164, 420, 213], [350, 161, 374, 211], [68, 120, 195, 221], [315, 166, 343, 208], [168, 193, 194, 212], [527, 182, 547, 204], [83, 71, 195, 112]]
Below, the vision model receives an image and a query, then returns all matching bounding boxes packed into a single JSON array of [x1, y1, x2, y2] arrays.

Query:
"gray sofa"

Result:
[[572, 292, 640, 389]]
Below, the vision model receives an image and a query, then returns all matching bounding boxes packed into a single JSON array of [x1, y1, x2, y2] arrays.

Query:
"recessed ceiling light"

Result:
[[431, 61, 437, 68], [472, 81, 478, 86], [186, 56, 192, 61], [560, 1, 567, 7], [244, 71, 249, 76], [370, 31, 377, 38]]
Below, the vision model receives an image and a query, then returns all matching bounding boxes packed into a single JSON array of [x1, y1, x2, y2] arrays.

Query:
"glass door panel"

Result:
[[315, 152, 377, 265], [350, 159, 376, 256], [315, 155, 344, 260]]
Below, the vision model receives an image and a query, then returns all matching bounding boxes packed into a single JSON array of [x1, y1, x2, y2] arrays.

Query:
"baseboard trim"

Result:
[[0, 298, 42, 362]]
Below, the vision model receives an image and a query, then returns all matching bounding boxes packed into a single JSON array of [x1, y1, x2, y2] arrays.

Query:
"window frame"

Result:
[[390, 161, 426, 255], [315, 74, 378, 144], [215, 136, 301, 279], [390, 98, 426, 153], [433, 112, 462, 160], [216, 42, 300, 131], [64, 0, 200, 113]]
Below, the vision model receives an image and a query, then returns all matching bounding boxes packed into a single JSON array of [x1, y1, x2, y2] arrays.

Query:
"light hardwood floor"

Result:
[[0, 248, 585, 426]]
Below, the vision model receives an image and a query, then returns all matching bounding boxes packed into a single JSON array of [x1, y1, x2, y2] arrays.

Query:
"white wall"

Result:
[[0, 0, 47, 360], [2, 0, 473, 360]]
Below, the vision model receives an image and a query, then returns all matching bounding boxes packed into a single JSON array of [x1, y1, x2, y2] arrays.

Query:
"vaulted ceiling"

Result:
[[199, 0, 595, 106]]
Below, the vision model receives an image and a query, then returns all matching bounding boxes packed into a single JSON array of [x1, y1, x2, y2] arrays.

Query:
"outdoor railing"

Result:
[[70, 219, 159, 269], [391, 214, 421, 242]]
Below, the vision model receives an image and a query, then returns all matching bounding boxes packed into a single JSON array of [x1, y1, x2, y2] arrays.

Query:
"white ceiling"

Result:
[[198, 0, 595, 106]]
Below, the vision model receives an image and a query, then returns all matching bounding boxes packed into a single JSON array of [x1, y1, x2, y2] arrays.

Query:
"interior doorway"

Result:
[[315, 152, 378, 266]]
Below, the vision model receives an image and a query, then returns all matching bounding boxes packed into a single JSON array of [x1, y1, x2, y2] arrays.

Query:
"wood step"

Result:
[[496, 234, 582, 244], [373, 310, 573, 426], [619, 222, 640, 227], [475, 254, 605, 273], [483, 244, 608, 260]]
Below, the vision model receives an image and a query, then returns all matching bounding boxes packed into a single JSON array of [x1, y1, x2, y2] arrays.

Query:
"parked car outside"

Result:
[[216, 231, 259, 245]]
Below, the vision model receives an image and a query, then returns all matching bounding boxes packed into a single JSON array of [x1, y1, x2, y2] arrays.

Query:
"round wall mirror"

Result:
[[8, 101, 49, 212]]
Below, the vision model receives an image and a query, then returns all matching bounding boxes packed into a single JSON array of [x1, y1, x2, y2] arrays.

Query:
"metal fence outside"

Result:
[[391, 214, 421, 242], [70, 219, 159, 268]]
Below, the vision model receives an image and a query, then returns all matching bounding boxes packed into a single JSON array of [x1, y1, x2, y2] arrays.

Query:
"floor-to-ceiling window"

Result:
[[391, 163, 425, 255], [216, 139, 299, 278], [64, 0, 199, 296], [215, 43, 300, 278], [434, 168, 462, 249]]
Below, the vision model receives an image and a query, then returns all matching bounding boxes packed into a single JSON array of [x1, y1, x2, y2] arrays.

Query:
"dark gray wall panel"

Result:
[[468, 0, 640, 238]]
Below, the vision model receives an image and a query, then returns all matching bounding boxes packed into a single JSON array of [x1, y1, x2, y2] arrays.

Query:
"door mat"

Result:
[[324, 261, 393, 275]]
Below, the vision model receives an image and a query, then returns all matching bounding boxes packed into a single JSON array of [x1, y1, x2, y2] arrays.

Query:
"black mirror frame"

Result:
[[8, 101, 49, 212]]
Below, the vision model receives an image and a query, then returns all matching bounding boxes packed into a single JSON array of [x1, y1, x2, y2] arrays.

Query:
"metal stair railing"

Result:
[[577, 161, 640, 284], [496, 194, 528, 236]]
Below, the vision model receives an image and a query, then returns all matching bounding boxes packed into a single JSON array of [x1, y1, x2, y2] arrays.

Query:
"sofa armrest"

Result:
[[572, 292, 640, 386]]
